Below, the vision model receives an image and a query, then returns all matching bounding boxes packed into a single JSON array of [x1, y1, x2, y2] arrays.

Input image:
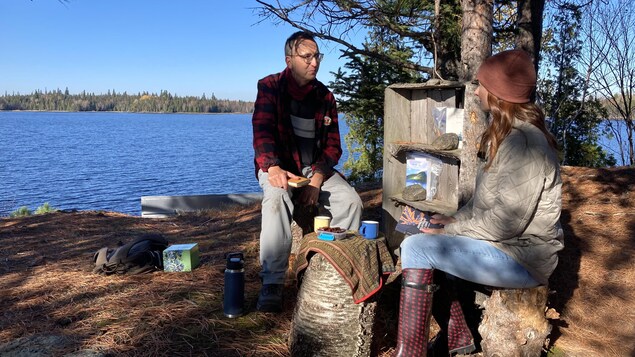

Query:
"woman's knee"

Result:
[[400, 234, 418, 253], [399, 234, 423, 262], [401, 233, 442, 252], [400, 234, 454, 268]]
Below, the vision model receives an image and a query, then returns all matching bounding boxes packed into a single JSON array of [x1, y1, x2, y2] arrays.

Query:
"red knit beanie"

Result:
[[476, 49, 536, 104]]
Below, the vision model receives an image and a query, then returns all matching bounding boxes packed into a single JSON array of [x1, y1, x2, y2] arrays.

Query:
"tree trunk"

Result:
[[516, 0, 545, 60], [516, 0, 545, 82], [478, 286, 551, 357], [459, 0, 492, 204], [289, 253, 377, 357]]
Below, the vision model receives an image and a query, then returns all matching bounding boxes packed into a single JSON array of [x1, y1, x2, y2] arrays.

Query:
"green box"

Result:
[[163, 243, 200, 272]]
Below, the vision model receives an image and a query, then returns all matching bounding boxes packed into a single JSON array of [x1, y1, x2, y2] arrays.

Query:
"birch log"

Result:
[[289, 253, 377, 357]]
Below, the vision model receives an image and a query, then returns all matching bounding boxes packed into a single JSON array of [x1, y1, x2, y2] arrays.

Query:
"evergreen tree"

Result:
[[0, 90, 253, 114], [330, 30, 421, 182]]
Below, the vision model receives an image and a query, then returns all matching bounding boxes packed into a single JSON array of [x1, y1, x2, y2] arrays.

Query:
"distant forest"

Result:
[[0, 89, 254, 113]]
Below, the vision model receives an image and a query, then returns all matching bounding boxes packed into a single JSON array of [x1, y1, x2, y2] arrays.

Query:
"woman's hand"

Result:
[[422, 227, 446, 234], [430, 213, 456, 225], [421, 214, 456, 234]]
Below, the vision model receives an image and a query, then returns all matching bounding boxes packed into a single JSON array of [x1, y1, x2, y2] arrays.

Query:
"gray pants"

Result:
[[257, 170, 363, 284]]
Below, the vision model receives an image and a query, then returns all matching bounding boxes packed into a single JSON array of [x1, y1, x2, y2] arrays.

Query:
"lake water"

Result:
[[0, 111, 350, 216], [598, 119, 633, 166], [1, 112, 627, 217]]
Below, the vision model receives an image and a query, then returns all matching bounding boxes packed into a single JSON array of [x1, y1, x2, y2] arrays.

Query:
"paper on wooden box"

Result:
[[163, 243, 200, 272]]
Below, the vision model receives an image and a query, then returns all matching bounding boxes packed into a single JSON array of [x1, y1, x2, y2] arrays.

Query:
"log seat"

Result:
[[475, 285, 553, 357], [289, 232, 395, 357]]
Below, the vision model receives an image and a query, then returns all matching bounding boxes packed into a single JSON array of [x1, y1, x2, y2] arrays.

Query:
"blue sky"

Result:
[[1, 1, 364, 101]]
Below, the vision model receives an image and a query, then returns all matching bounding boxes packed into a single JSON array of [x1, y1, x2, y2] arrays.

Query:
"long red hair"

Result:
[[479, 92, 559, 170]]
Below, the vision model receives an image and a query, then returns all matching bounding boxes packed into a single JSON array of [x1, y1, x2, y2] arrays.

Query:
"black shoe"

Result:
[[257, 284, 284, 312]]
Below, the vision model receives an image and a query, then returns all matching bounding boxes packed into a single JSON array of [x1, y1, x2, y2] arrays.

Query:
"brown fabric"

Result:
[[476, 49, 536, 104], [293, 232, 396, 303], [292, 202, 318, 236]]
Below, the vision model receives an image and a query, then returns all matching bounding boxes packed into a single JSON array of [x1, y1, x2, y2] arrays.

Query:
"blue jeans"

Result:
[[400, 233, 540, 288]]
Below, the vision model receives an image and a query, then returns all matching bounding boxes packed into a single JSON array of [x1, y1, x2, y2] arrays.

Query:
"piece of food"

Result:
[[317, 226, 349, 241], [288, 177, 310, 187], [317, 227, 346, 233]]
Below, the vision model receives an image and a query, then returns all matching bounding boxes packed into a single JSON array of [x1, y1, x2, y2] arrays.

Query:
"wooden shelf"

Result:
[[383, 83, 464, 246], [389, 194, 457, 216], [388, 81, 464, 90], [386, 142, 461, 161]]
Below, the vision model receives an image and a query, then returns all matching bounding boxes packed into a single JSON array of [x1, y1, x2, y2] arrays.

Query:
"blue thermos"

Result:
[[223, 252, 245, 318]]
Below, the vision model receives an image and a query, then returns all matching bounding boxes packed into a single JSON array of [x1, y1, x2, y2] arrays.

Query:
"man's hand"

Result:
[[267, 166, 299, 190], [297, 172, 324, 206]]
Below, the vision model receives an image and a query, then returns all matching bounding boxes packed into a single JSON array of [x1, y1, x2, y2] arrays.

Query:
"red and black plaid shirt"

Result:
[[252, 68, 342, 179]]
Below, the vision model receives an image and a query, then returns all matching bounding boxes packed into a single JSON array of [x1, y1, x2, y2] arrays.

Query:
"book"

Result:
[[288, 177, 310, 188], [395, 206, 444, 235]]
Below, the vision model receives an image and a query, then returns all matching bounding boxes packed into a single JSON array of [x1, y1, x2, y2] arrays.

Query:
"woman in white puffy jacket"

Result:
[[393, 50, 564, 357]]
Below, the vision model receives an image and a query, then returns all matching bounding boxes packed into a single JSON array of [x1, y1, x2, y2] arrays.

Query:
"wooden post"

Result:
[[478, 286, 551, 357], [289, 253, 377, 357]]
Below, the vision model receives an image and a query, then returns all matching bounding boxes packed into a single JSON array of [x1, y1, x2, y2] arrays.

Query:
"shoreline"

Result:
[[0, 109, 254, 115]]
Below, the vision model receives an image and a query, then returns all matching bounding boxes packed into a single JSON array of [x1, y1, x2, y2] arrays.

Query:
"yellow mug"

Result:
[[314, 216, 331, 232]]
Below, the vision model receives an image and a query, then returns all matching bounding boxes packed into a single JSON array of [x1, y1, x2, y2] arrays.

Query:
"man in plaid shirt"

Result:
[[252, 31, 363, 312]]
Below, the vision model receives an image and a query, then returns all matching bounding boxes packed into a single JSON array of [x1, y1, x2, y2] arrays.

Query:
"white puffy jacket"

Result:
[[445, 119, 564, 285]]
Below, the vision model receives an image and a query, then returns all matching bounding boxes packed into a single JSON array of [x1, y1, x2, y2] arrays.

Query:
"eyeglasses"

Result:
[[292, 53, 324, 64]]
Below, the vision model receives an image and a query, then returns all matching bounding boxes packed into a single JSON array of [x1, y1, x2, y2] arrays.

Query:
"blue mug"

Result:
[[359, 220, 379, 239]]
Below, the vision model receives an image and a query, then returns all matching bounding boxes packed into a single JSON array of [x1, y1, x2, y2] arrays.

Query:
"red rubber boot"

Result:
[[428, 274, 476, 356], [394, 268, 438, 357]]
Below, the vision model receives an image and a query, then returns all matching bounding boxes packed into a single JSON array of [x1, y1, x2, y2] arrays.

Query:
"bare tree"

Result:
[[582, 0, 635, 165], [254, 0, 463, 79]]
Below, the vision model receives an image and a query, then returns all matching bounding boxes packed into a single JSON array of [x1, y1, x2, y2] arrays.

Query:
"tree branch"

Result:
[[254, 0, 434, 75]]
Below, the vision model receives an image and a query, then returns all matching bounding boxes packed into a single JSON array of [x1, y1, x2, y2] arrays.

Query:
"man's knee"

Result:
[[340, 187, 363, 211], [262, 187, 291, 208], [349, 194, 364, 218], [352, 192, 363, 210]]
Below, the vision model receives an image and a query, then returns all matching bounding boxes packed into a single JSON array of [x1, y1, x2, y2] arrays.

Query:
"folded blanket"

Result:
[[293, 232, 396, 303]]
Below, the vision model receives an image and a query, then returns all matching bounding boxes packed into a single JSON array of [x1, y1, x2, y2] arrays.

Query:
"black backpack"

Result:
[[93, 234, 169, 275]]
